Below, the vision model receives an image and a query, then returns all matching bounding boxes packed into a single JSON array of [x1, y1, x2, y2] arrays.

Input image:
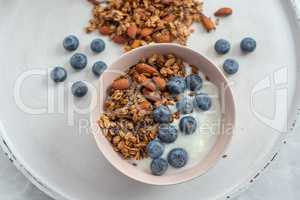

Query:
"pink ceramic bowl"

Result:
[[90, 43, 235, 185]]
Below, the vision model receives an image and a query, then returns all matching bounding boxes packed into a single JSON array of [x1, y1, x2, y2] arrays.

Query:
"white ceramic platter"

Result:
[[0, 0, 299, 200]]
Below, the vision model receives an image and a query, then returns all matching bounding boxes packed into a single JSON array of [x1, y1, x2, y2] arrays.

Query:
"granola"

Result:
[[98, 53, 185, 160], [86, 0, 213, 51]]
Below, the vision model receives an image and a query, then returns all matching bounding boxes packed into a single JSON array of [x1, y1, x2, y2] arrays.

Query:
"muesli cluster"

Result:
[[86, 0, 218, 51], [98, 54, 185, 160]]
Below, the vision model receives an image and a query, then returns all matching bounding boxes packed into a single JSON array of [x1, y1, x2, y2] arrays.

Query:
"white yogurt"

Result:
[[128, 65, 221, 175]]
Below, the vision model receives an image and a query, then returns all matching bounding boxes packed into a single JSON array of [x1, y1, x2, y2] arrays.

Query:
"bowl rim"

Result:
[[90, 43, 236, 185]]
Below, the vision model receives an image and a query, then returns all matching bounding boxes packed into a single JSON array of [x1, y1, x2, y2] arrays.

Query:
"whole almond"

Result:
[[136, 63, 158, 75], [200, 14, 216, 32], [214, 8, 233, 17], [112, 35, 128, 44], [140, 28, 154, 37], [99, 26, 113, 35], [153, 32, 172, 43], [152, 77, 166, 90], [142, 88, 161, 102], [112, 79, 130, 90], [127, 24, 138, 38]]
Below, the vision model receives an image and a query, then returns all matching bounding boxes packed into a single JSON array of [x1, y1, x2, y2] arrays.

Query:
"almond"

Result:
[[214, 7, 233, 17], [163, 14, 176, 23], [153, 32, 172, 43], [152, 77, 166, 90], [112, 35, 128, 44], [136, 63, 158, 75], [131, 40, 143, 49], [99, 25, 113, 35], [140, 28, 154, 37], [112, 79, 130, 90], [134, 74, 156, 91], [127, 24, 138, 38], [200, 14, 216, 32], [142, 88, 161, 102]]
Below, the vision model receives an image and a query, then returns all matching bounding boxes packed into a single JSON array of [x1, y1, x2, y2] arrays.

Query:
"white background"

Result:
[[1, 130, 299, 200]]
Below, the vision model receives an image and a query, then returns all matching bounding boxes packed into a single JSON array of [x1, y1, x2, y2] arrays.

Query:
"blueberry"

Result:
[[50, 67, 67, 82], [176, 97, 193, 114], [158, 124, 178, 143], [214, 39, 231, 55], [90, 38, 106, 53], [185, 74, 203, 91], [167, 148, 188, 168], [179, 116, 197, 135], [63, 35, 79, 51], [151, 158, 168, 176], [147, 140, 164, 159], [92, 61, 107, 77], [70, 53, 87, 70], [153, 106, 172, 123], [71, 81, 88, 97], [193, 93, 212, 111], [166, 76, 186, 95], [223, 59, 239, 75], [240, 37, 256, 53]]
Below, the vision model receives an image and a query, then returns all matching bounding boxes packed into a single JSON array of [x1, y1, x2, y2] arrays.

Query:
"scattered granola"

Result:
[[98, 53, 185, 160], [86, 0, 210, 51]]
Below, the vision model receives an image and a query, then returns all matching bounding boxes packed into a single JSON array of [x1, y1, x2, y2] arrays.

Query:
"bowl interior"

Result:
[[90, 44, 235, 185]]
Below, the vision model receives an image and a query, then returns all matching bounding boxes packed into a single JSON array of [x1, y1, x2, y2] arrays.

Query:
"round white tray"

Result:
[[0, 0, 300, 200]]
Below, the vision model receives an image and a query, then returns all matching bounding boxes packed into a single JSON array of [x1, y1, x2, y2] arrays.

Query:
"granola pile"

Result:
[[86, 0, 216, 51], [98, 54, 184, 160]]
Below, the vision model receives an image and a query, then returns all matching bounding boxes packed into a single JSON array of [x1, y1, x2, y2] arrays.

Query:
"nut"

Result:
[[136, 63, 158, 75], [201, 14, 216, 32], [127, 24, 138, 38], [140, 28, 154, 37], [112, 79, 130, 90], [214, 7, 233, 17], [152, 76, 166, 90], [142, 88, 161, 102], [163, 14, 176, 23], [134, 74, 156, 91], [112, 35, 128, 44], [99, 26, 113, 35]]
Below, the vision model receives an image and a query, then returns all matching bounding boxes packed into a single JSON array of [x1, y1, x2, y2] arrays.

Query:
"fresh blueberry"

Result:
[[63, 35, 79, 51], [240, 37, 256, 53], [71, 81, 88, 97], [176, 97, 193, 114], [158, 124, 178, 143], [70, 53, 87, 70], [166, 76, 186, 95], [167, 148, 188, 168], [193, 93, 212, 111], [151, 158, 168, 176], [147, 140, 164, 159], [179, 116, 197, 135], [223, 59, 239, 75], [50, 67, 67, 82], [214, 39, 231, 55], [90, 38, 106, 53], [185, 74, 203, 91], [153, 106, 172, 123], [92, 61, 107, 77]]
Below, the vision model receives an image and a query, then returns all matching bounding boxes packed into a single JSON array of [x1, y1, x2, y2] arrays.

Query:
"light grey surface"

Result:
[[1, 130, 299, 200]]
